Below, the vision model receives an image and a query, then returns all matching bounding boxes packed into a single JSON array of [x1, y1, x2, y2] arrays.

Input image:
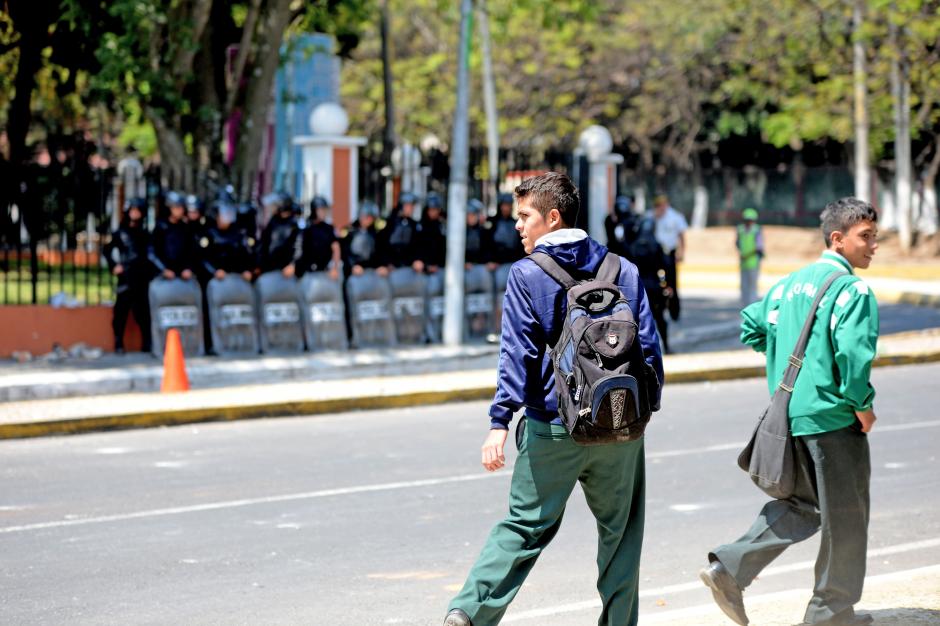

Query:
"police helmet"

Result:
[[497, 192, 514, 206], [359, 200, 379, 218], [125, 197, 147, 211], [399, 191, 417, 205], [614, 195, 632, 213], [742, 207, 759, 221], [425, 192, 443, 210], [311, 195, 330, 211], [215, 202, 237, 225], [165, 190, 185, 207], [185, 194, 203, 213], [467, 198, 486, 214]]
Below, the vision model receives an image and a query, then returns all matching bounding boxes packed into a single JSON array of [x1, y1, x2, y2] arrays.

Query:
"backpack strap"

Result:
[[528, 251, 576, 290], [595, 252, 621, 283]]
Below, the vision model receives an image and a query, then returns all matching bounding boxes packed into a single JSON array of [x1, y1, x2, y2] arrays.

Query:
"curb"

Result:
[[3, 348, 940, 440]]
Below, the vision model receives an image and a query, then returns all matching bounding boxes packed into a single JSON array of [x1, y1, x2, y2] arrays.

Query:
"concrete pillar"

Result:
[[578, 126, 623, 240], [293, 103, 367, 229]]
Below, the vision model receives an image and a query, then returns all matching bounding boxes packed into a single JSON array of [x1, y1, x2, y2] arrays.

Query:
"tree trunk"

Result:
[[148, 108, 194, 190], [690, 154, 708, 228], [890, 19, 913, 253], [852, 0, 871, 202], [6, 4, 52, 168], [233, 0, 294, 199]]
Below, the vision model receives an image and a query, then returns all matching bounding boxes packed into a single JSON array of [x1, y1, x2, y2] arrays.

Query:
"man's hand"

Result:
[[329, 267, 340, 281], [412, 260, 425, 273], [282, 264, 296, 278], [162, 269, 176, 280], [376, 266, 390, 277], [181, 269, 193, 280], [215, 269, 226, 280], [352, 265, 364, 276], [241, 271, 253, 282], [112, 264, 124, 276], [481, 428, 509, 472], [856, 408, 877, 433], [486, 262, 499, 272]]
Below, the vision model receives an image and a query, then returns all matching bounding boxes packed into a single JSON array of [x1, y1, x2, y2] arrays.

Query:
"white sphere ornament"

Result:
[[309, 102, 349, 136], [579, 125, 613, 160]]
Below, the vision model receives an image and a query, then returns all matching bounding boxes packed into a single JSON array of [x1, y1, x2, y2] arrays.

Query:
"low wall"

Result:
[[0, 305, 141, 357]]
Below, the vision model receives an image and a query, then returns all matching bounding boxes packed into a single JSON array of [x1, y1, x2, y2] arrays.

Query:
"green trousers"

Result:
[[449, 419, 646, 626], [711, 426, 871, 624]]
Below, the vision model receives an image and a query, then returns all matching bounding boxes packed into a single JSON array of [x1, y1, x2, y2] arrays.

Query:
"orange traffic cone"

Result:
[[161, 328, 190, 393]]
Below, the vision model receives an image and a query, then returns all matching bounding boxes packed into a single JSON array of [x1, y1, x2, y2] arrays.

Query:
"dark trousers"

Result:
[[664, 250, 680, 321], [112, 283, 152, 351], [711, 426, 871, 624]]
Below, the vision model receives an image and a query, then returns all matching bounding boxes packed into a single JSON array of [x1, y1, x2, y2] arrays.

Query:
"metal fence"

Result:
[[1, 144, 874, 307]]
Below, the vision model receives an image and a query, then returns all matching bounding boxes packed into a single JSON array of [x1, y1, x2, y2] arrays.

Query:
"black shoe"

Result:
[[114, 346, 125, 355], [443, 608, 472, 626], [797, 611, 873, 626], [699, 560, 748, 625]]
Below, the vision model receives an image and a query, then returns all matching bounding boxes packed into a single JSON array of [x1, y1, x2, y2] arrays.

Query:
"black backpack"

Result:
[[529, 251, 661, 445]]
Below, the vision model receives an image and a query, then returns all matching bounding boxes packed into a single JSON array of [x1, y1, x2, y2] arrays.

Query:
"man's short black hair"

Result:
[[820, 197, 878, 246], [514, 171, 580, 227]]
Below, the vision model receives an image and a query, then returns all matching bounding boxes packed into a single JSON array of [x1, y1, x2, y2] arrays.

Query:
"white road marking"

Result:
[[501, 539, 940, 622], [0, 473, 506, 534], [668, 504, 705, 513], [2, 419, 936, 536]]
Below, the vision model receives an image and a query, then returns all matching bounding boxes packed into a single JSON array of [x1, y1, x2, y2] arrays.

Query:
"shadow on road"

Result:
[[867, 607, 940, 624]]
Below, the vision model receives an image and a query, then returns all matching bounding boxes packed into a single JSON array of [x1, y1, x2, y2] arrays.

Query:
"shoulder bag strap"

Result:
[[778, 270, 846, 393], [528, 251, 577, 290]]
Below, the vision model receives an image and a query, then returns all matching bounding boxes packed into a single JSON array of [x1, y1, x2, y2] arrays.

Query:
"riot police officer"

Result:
[[342, 201, 384, 277], [202, 202, 256, 283], [297, 195, 341, 280], [417, 192, 446, 273], [259, 191, 302, 277], [605, 195, 638, 258], [378, 191, 422, 272], [148, 190, 197, 281], [465, 198, 490, 267], [488, 192, 524, 267], [106, 197, 153, 354]]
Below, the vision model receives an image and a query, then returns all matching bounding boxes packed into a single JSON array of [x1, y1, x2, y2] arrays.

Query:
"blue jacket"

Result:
[[489, 231, 665, 429]]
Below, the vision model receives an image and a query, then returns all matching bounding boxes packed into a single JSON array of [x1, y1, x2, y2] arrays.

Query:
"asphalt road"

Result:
[[2, 363, 939, 625]]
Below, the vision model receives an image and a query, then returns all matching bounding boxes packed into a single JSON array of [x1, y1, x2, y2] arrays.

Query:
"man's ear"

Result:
[[548, 208, 562, 228], [829, 230, 844, 249]]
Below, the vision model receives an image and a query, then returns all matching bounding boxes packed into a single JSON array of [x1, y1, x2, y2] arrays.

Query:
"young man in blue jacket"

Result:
[[444, 172, 664, 626]]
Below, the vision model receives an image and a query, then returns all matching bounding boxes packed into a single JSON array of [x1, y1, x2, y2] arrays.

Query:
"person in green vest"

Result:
[[736, 207, 764, 305], [699, 197, 880, 626]]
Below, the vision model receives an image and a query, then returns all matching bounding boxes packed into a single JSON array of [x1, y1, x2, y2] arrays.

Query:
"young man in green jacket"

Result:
[[700, 197, 879, 626]]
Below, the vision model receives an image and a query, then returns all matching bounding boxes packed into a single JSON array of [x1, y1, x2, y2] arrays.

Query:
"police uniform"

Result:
[[378, 212, 420, 268], [342, 220, 381, 273], [417, 214, 447, 269], [489, 214, 524, 265], [709, 250, 878, 625], [106, 217, 153, 352], [148, 219, 197, 277], [297, 220, 338, 277], [259, 212, 301, 273]]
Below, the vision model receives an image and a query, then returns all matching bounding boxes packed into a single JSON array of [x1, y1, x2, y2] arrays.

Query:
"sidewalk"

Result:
[[2, 327, 939, 439]]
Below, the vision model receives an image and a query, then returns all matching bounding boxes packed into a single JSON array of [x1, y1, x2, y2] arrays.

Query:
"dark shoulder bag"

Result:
[[737, 270, 845, 499]]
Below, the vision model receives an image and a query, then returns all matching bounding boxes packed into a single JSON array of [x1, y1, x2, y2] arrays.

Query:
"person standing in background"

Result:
[[736, 207, 765, 306], [652, 194, 687, 321]]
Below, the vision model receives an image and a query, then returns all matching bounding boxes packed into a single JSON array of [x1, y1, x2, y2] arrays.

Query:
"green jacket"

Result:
[[741, 250, 879, 436]]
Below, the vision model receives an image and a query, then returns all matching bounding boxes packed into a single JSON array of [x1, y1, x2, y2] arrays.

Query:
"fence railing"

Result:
[[2, 146, 884, 307]]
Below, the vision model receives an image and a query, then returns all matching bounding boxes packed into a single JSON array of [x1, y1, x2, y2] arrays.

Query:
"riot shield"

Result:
[[255, 271, 305, 353], [346, 270, 396, 349], [388, 267, 428, 344], [300, 272, 348, 351], [206, 275, 259, 356], [464, 264, 495, 342], [149, 278, 204, 358], [424, 271, 445, 344], [493, 263, 513, 336]]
